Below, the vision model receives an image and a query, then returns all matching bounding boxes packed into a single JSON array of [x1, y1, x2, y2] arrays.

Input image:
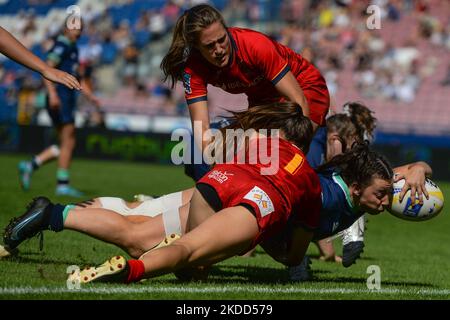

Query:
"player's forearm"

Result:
[[275, 72, 310, 118], [293, 90, 309, 116], [188, 101, 211, 153], [0, 27, 49, 75]]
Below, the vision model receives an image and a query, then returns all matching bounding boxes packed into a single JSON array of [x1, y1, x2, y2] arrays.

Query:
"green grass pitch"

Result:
[[0, 153, 449, 300]]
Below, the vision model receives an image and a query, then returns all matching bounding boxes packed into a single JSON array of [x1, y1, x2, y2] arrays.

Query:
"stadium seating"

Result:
[[0, 0, 448, 136]]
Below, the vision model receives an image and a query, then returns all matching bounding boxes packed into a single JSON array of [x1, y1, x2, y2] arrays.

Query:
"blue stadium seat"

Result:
[[0, 0, 76, 15], [77, 34, 90, 46], [108, 0, 168, 27], [100, 42, 118, 65], [2, 60, 25, 73], [211, 0, 227, 10], [133, 30, 150, 49]]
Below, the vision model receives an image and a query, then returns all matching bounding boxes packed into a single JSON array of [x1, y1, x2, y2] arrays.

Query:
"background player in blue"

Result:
[[18, 18, 101, 197]]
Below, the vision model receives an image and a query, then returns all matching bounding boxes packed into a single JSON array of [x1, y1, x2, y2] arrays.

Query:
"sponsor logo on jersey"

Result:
[[207, 170, 233, 184], [217, 75, 264, 91], [244, 186, 274, 217]]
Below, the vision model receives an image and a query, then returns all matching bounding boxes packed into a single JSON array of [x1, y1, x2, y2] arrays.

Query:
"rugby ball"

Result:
[[388, 178, 445, 221]]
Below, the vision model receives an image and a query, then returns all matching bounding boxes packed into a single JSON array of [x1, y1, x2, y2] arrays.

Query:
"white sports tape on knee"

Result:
[[162, 208, 182, 236], [98, 197, 131, 215], [131, 191, 183, 216], [98, 192, 184, 218], [99, 197, 161, 217]]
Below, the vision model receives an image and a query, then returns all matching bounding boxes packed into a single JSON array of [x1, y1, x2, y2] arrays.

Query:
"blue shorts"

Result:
[[46, 88, 77, 126]]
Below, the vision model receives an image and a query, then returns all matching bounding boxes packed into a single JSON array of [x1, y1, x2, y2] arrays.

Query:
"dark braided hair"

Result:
[[317, 142, 393, 188]]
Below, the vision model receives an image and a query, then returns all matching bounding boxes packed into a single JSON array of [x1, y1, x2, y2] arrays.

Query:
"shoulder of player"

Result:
[[318, 172, 348, 209], [229, 27, 273, 52], [228, 27, 269, 41], [48, 38, 71, 55]]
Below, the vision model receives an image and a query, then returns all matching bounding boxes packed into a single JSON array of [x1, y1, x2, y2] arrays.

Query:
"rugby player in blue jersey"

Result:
[[17, 18, 101, 197], [262, 144, 432, 281], [306, 102, 377, 268]]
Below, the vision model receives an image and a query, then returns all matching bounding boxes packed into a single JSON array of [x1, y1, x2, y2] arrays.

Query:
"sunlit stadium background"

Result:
[[0, 0, 449, 300]]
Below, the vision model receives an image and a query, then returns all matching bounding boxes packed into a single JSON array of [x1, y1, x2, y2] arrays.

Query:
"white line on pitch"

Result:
[[1, 286, 450, 296]]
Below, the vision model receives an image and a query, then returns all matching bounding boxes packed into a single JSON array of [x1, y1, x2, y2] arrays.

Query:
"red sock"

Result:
[[126, 259, 145, 283]]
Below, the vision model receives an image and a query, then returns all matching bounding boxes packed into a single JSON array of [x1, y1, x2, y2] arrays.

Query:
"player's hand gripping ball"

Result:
[[388, 178, 444, 221]]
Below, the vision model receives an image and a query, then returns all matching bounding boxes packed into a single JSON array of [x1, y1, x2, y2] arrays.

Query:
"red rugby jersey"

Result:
[[183, 27, 311, 107], [235, 136, 322, 230]]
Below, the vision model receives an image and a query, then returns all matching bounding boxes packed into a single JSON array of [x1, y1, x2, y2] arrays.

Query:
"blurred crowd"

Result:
[[0, 0, 449, 126], [276, 0, 450, 105]]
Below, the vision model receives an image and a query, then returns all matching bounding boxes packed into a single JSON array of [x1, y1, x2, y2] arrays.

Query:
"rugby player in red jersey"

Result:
[[161, 4, 330, 153]]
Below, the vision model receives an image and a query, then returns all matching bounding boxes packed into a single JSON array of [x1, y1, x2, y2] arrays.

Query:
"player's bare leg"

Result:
[[76, 192, 259, 284], [64, 203, 190, 258], [140, 205, 258, 279], [18, 145, 60, 191], [55, 123, 83, 197], [3, 192, 194, 260], [57, 124, 75, 170], [81, 188, 195, 216]]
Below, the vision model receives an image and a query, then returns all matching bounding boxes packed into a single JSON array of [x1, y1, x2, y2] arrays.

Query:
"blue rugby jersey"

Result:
[[313, 170, 364, 240], [306, 126, 327, 169], [47, 35, 79, 93]]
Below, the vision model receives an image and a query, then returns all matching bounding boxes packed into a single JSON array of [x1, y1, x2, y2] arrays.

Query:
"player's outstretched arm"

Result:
[[393, 161, 432, 204], [0, 27, 81, 90]]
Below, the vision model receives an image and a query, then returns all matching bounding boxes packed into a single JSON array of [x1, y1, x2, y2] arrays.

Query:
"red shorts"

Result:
[[197, 164, 291, 249], [297, 63, 330, 127]]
